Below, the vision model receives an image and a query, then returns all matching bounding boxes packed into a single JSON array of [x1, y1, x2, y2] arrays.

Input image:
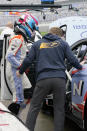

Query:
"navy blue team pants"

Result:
[[26, 77, 66, 131]]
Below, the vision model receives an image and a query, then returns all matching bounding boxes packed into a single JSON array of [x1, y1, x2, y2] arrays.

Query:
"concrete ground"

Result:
[[1, 99, 82, 131], [1, 99, 54, 131]]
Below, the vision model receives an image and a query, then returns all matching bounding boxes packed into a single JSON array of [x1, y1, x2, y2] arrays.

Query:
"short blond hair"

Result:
[[49, 27, 64, 37], [6, 22, 13, 29]]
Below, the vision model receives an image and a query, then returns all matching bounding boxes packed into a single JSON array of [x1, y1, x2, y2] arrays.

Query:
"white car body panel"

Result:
[[49, 16, 87, 46], [0, 102, 29, 131]]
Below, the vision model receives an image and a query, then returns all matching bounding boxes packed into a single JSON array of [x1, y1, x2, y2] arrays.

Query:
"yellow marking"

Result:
[[40, 42, 60, 49]]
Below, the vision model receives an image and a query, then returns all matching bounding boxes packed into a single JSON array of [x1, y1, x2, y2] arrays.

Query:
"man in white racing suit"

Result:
[[5, 14, 39, 113]]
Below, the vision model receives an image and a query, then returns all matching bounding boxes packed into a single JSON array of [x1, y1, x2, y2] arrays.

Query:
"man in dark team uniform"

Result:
[[16, 27, 84, 131]]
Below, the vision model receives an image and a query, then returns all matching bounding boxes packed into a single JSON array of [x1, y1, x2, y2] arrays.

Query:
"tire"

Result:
[[71, 38, 87, 62], [71, 38, 87, 49], [66, 38, 87, 71]]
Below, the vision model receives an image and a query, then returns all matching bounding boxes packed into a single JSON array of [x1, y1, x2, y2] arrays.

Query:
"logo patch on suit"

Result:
[[40, 41, 60, 49]]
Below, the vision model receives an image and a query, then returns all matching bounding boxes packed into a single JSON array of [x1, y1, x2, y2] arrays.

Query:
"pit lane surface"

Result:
[[2, 100, 81, 131], [19, 102, 82, 131]]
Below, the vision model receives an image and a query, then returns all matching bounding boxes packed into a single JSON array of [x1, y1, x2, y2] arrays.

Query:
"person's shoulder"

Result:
[[59, 38, 70, 49], [9, 34, 24, 45], [32, 39, 42, 50], [33, 39, 42, 45], [10, 34, 23, 40], [60, 38, 69, 45]]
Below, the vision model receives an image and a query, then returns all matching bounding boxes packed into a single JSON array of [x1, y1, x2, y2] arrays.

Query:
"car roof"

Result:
[[49, 16, 87, 28]]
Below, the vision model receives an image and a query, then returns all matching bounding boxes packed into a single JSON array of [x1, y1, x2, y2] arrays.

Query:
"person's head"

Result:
[[14, 13, 39, 42], [49, 27, 64, 37], [6, 22, 13, 29]]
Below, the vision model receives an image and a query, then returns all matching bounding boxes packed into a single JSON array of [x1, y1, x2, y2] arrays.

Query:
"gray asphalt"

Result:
[[2, 99, 82, 131]]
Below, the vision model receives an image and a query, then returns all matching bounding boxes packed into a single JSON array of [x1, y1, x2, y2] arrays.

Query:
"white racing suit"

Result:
[[6, 35, 31, 104]]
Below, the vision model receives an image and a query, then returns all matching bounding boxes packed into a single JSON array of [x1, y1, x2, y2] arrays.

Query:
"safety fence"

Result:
[[0, 2, 87, 26]]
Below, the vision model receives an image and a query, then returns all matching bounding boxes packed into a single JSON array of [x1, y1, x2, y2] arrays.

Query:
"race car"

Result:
[[41, 16, 87, 131], [49, 16, 87, 46], [41, 39, 87, 131], [0, 102, 29, 131]]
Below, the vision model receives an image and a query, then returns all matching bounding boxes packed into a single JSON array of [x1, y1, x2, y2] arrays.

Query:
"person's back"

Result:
[[34, 33, 67, 81], [24, 27, 82, 82]]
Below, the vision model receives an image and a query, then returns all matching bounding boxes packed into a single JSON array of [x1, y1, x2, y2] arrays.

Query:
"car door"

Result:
[[0, 31, 42, 100], [0, 34, 32, 100], [1, 35, 13, 100]]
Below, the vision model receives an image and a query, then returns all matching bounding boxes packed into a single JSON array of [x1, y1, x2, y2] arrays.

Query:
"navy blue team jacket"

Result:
[[19, 33, 82, 82]]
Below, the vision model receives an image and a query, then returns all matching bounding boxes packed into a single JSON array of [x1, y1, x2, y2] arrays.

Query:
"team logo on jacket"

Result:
[[40, 41, 60, 49]]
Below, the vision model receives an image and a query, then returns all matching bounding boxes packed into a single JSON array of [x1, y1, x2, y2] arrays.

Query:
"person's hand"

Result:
[[16, 70, 21, 77], [80, 60, 86, 65]]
